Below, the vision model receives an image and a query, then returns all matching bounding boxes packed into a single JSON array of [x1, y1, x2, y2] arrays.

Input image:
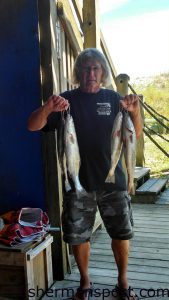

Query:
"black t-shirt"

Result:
[[42, 88, 127, 192]]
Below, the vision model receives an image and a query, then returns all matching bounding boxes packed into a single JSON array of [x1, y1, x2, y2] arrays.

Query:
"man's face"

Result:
[[79, 59, 103, 93]]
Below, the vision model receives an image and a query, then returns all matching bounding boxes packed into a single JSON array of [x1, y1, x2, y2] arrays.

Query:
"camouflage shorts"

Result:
[[62, 190, 134, 245]]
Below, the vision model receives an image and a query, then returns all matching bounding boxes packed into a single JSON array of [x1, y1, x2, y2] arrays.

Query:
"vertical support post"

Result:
[[83, 0, 100, 48], [136, 95, 145, 166], [38, 0, 68, 279]]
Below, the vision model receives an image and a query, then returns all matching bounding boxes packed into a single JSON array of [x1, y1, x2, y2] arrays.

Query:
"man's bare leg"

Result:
[[111, 239, 129, 288], [72, 242, 91, 289]]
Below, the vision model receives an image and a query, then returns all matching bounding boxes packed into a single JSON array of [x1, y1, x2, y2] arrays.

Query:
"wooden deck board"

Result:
[[42, 203, 169, 299], [136, 178, 168, 194], [134, 166, 150, 181]]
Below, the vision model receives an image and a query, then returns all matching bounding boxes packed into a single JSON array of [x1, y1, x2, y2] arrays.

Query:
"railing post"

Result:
[[83, 0, 100, 49], [115, 73, 130, 96], [136, 95, 145, 166]]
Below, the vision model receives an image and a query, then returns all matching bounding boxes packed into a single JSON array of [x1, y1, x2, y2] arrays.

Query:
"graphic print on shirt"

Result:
[[96, 102, 111, 116]]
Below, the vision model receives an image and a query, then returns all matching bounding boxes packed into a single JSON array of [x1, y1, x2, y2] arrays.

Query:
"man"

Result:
[[28, 48, 142, 300]]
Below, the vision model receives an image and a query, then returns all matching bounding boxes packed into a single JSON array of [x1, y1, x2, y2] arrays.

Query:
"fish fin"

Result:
[[65, 179, 72, 192], [129, 134, 133, 143], [70, 133, 75, 144], [123, 138, 127, 147], [105, 173, 115, 183], [114, 129, 121, 137]]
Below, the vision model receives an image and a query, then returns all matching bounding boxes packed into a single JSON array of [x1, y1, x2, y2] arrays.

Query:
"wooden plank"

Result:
[[45, 244, 53, 288], [65, 273, 169, 290], [27, 236, 53, 260], [72, 266, 169, 283], [0, 266, 25, 299], [90, 247, 169, 258], [33, 251, 46, 298], [0, 252, 24, 266], [66, 39, 72, 90], [90, 253, 169, 268], [38, 0, 53, 102], [25, 259, 35, 300], [132, 203, 169, 210], [135, 95, 145, 167], [97, 226, 169, 234], [134, 167, 150, 181], [136, 178, 168, 194], [100, 31, 117, 89], [38, 0, 68, 280], [51, 0, 60, 93], [57, 0, 83, 55], [89, 258, 169, 270], [83, 0, 100, 48], [72, 0, 83, 27], [91, 250, 169, 261], [92, 235, 169, 246], [70, 48, 75, 89], [134, 220, 169, 227], [60, 26, 68, 91], [71, 0, 117, 89], [96, 231, 169, 240], [92, 240, 169, 250]]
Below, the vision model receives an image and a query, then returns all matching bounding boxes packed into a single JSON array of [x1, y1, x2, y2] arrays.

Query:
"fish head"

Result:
[[65, 114, 77, 146], [123, 111, 135, 133]]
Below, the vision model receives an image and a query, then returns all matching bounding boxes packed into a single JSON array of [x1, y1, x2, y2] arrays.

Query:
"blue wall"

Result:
[[0, 1, 45, 213]]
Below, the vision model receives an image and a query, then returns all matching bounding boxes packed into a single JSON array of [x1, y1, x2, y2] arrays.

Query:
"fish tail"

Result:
[[76, 188, 88, 199], [74, 176, 88, 198]]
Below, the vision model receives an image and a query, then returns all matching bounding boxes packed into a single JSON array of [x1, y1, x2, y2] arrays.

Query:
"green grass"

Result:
[[144, 134, 169, 179], [132, 73, 169, 183]]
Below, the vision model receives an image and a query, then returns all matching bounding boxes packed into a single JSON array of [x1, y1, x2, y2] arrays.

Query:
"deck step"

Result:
[[132, 178, 168, 204], [136, 178, 168, 195], [134, 166, 150, 189]]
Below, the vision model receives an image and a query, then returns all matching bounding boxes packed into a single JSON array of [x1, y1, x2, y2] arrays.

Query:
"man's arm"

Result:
[[27, 95, 69, 131], [120, 94, 143, 138]]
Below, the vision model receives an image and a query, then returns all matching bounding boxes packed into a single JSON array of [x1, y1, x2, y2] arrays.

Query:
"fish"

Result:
[[64, 113, 87, 198], [122, 111, 136, 195], [105, 111, 123, 183], [57, 115, 71, 192]]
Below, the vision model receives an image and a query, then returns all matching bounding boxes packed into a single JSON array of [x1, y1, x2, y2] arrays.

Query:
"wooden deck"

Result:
[[42, 203, 169, 299]]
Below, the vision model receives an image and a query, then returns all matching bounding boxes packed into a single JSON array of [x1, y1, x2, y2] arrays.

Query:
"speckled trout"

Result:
[[64, 113, 87, 198], [57, 116, 71, 192], [123, 111, 136, 195], [106, 111, 123, 183]]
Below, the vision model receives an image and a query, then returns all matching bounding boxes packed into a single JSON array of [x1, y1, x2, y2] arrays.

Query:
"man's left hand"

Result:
[[120, 94, 140, 117]]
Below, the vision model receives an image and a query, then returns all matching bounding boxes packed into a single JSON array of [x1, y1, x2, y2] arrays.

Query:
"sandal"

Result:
[[115, 285, 139, 300], [73, 283, 93, 300]]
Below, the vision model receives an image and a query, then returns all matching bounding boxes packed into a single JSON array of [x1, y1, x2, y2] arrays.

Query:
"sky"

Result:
[[100, 0, 169, 80]]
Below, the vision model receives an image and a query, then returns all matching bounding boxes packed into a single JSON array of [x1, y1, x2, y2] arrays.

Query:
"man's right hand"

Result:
[[28, 95, 69, 131], [44, 95, 69, 114]]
